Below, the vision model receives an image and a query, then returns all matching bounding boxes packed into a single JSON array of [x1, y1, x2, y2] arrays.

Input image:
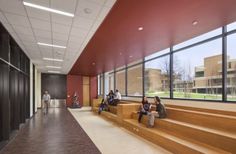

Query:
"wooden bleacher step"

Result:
[[123, 119, 230, 154], [166, 107, 236, 134], [165, 104, 236, 117]]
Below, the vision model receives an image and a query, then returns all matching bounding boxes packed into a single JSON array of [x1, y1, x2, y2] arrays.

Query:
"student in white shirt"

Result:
[[42, 90, 51, 114], [112, 89, 121, 106]]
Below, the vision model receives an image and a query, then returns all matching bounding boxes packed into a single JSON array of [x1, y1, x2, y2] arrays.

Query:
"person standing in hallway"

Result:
[[42, 90, 51, 115]]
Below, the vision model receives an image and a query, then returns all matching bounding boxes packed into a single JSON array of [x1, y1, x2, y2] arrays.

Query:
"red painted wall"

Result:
[[66, 75, 83, 107], [90, 76, 98, 104]]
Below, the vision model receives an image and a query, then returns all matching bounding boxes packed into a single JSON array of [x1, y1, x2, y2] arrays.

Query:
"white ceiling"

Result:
[[0, 0, 116, 74]]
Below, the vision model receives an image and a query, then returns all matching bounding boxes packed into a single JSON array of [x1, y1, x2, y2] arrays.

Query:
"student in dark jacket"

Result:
[[147, 96, 167, 127], [138, 96, 152, 123]]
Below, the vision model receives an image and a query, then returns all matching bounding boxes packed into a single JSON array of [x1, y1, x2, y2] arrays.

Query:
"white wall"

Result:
[[104, 72, 109, 97], [30, 61, 33, 117], [36, 70, 41, 108]]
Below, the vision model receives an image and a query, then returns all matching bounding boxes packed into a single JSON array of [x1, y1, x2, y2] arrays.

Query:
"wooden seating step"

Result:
[[108, 105, 117, 114], [132, 113, 236, 153], [123, 119, 230, 154], [165, 104, 236, 117], [166, 107, 236, 134]]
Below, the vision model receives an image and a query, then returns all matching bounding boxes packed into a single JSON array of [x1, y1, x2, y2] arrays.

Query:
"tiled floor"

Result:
[[69, 107, 172, 154], [0, 104, 101, 154]]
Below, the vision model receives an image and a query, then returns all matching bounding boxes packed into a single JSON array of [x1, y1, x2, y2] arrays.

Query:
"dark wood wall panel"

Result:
[[41, 74, 67, 99], [0, 62, 10, 140], [0, 23, 31, 144]]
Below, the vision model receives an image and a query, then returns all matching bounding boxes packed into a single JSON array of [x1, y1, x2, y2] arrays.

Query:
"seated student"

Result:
[[147, 96, 167, 127], [98, 99, 108, 114], [138, 96, 152, 123], [112, 89, 121, 106], [107, 90, 115, 105]]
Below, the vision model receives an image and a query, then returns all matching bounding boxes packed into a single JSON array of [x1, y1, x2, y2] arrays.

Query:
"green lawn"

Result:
[[146, 91, 236, 101]]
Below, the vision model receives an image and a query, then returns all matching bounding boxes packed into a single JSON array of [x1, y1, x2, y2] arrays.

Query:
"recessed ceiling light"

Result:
[[92, 62, 96, 65], [37, 42, 66, 49], [23, 1, 74, 17], [84, 8, 92, 14], [192, 20, 198, 26], [129, 55, 133, 58], [46, 66, 61, 69], [43, 58, 63, 62], [48, 70, 60, 73], [138, 27, 143, 31]]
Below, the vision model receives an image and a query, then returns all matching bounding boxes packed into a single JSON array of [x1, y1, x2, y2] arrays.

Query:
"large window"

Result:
[[173, 38, 222, 100], [97, 75, 100, 95], [173, 28, 222, 50], [115, 70, 126, 95], [227, 21, 236, 32], [109, 73, 114, 92], [100, 74, 104, 95], [127, 64, 143, 96], [145, 55, 170, 97], [227, 33, 236, 101]]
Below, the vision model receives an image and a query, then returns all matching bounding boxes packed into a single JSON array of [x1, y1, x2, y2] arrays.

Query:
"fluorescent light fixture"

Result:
[[43, 58, 63, 62], [46, 66, 61, 69], [23, 1, 74, 17], [48, 70, 60, 73], [37, 42, 66, 49]]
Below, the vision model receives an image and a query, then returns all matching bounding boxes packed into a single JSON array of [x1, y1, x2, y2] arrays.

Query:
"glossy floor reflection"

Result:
[[0, 102, 101, 154]]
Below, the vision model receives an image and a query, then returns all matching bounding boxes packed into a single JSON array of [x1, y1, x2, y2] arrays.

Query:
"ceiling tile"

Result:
[[30, 18, 51, 31], [5, 13, 31, 27], [104, 0, 117, 8], [0, 0, 26, 16], [51, 0, 77, 14], [68, 35, 84, 44], [70, 27, 88, 38], [51, 14, 73, 26], [76, 0, 102, 19], [52, 32, 69, 41], [34, 29, 51, 39], [24, 0, 50, 7], [73, 16, 94, 30], [12, 25, 34, 36], [52, 23, 70, 35], [1, 23, 15, 33], [39, 46, 52, 52], [52, 39, 67, 46], [19, 34, 36, 42], [87, 0, 106, 6], [0, 12, 8, 23], [36, 37, 52, 44], [26, 7, 50, 21]]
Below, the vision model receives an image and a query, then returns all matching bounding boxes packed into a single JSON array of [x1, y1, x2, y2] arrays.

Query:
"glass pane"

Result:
[[109, 73, 114, 92], [173, 28, 222, 50], [115, 70, 126, 95], [127, 64, 143, 96], [145, 55, 170, 98], [227, 33, 236, 101], [145, 48, 170, 60], [173, 38, 222, 100], [97, 75, 100, 95], [227, 21, 236, 32], [100, 75, 104, 95]]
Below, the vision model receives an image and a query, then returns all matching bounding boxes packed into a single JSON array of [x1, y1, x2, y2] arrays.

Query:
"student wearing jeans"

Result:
[[138, 96, 152, 123], [42, 90, 51, 115], [147, 96, 167, 127]]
